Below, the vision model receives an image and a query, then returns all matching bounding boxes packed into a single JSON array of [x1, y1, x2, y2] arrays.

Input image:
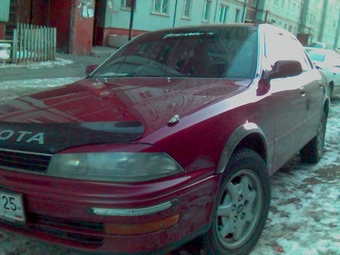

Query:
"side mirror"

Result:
[[85, 64, 99, 76], [265, 60, 302, 81]]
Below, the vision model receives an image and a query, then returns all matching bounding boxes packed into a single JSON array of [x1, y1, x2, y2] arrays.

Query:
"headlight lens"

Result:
[[47, 152, 183, 182]]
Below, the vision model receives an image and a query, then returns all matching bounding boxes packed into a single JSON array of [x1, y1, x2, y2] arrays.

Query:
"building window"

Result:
[[183, 0, 192, 18], [288, 25, 292, 32], [218, 5, 228, 23], [252, 0, 258, 7], [235, 9, 240, 22], [152, 0, 170, 15], [121, 0, 135, 9], [202, 0, 212, 21], [274, 0, 279, 7], [139, 90, 153, 99]]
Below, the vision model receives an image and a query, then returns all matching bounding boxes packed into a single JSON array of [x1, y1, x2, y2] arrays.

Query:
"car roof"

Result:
[[139, 23, 293, 40], [149, 23, 260, 33], [140, 23, 290, 38]]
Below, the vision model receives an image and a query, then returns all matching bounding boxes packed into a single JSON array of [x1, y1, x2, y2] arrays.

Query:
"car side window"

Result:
[[265, 32, 312, 72]]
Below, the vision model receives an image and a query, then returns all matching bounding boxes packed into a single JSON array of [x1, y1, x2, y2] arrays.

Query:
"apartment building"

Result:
[[299, 0, 324, 45], [101, 0, 252, 46], [255, 0, 338, 49], [1, 0, 340, 55], [319, 0, 340, 49], [105, 0, 339, 49]]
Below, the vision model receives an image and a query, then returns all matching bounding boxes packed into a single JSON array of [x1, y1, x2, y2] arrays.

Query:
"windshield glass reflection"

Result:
[[91, 26, 257, 79]]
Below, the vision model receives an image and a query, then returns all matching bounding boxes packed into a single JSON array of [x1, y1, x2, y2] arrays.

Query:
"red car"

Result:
[[0, 24, 329, 255]]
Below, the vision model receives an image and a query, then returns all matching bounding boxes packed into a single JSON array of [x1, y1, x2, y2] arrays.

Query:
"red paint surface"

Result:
[[0, 23, 5, 39], [101, 27, 147, 45], [31, 0, 49, 26], [49, 0, 72, 53], [17, 0, 31, 23], [94, 27, 104, 45], [69, 0, 94, 55]]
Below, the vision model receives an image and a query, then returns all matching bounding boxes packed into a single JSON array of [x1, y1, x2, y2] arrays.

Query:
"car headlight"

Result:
[[47, 152, 183, 182]]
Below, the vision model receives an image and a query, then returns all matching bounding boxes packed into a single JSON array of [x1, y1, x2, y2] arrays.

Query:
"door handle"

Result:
[[300, 87, 306, 96]]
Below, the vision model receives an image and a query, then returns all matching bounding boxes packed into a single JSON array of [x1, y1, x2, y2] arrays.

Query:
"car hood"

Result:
[[0, 78, 248, 153]]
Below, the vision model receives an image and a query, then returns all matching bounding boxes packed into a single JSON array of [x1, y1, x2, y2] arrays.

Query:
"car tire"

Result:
[[300, 112, 327, 164], [202, 148, 270, 255], [329, 82, 334, 99]]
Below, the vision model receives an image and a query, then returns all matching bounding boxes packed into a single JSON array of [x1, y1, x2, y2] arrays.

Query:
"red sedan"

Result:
[[0, 24, 329, 254]]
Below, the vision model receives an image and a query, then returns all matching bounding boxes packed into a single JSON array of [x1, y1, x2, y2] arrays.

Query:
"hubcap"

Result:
[[216, 169, 263, 249]]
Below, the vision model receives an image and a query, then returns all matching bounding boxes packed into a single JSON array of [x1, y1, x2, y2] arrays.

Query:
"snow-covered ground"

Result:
[[0, 75, 339, 255], [251, 96, 340, 255]]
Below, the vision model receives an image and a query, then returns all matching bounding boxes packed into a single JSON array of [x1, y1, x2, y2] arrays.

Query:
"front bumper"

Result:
[[0, 169, 220, 254]]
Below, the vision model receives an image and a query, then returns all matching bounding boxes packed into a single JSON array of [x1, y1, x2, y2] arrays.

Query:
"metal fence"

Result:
[[12, 23, 56, 63]]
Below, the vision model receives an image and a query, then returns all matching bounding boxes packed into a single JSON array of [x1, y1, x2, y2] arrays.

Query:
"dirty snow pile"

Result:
[[0, 77, 339, 255], [0, 77, 81, 102], [0, 58, 73, 69]]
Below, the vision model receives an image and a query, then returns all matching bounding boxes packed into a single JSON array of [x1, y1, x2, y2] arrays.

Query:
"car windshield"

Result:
[[306, 50, 326, 62], [91, 26, 258, 79], [307, 49, 340, 66]]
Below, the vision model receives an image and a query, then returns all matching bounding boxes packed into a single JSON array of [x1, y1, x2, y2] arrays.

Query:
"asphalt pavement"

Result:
[[0, 46, 116, 82]]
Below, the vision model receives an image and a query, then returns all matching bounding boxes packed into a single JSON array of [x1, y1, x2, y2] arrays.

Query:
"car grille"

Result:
[[30, 213, 104, 247], [0, 213, 104, 248], [30, 213, 104, 232], [0, 148, 52, 173]]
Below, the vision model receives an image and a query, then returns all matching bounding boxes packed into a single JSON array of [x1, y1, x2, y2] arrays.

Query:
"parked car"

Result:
[[305, 47, 340, 98], [310, 42, 327, 49], [0, 24, 329, 255]]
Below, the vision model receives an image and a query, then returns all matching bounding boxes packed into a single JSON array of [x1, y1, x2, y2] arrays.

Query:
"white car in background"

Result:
[[305, 47, 340, 98]]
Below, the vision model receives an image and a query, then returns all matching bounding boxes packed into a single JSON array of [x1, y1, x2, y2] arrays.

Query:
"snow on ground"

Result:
[[0, 77, 339, 255], [0, 77, 81, 102], [252, 96, 340, 255], [0, 58, 73, 69]]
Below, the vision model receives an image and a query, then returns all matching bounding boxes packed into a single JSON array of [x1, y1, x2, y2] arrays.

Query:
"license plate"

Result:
[[0, 191, 25, 223]]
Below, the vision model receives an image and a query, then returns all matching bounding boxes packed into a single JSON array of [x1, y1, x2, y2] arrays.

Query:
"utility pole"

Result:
[[128, 0, 136, 41], [242, 0, 247, 22], [173, 0, 178, 27], [319, 0, 328, 42]]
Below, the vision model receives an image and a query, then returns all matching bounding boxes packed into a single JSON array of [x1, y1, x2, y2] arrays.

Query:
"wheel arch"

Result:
[[216, 122, 268, 174]]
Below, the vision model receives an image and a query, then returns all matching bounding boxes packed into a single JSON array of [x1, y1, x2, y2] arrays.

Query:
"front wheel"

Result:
[[202, 148, 270, 255]]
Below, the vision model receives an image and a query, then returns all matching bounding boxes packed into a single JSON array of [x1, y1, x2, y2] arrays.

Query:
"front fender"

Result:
[[216, 122, 268, 174]]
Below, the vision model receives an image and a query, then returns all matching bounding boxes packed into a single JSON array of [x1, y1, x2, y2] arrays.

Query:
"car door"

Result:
[[263, 28, 319, 170]]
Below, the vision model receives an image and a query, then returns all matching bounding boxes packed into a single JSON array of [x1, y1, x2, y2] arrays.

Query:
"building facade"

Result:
[[0, 0, 340, 55], [254, 0, 339, 49], [102, 0, 340, 49]]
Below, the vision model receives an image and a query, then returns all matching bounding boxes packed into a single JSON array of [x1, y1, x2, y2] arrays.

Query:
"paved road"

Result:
[[1, 46, 117, 83], [1, 54, 108, 82]]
